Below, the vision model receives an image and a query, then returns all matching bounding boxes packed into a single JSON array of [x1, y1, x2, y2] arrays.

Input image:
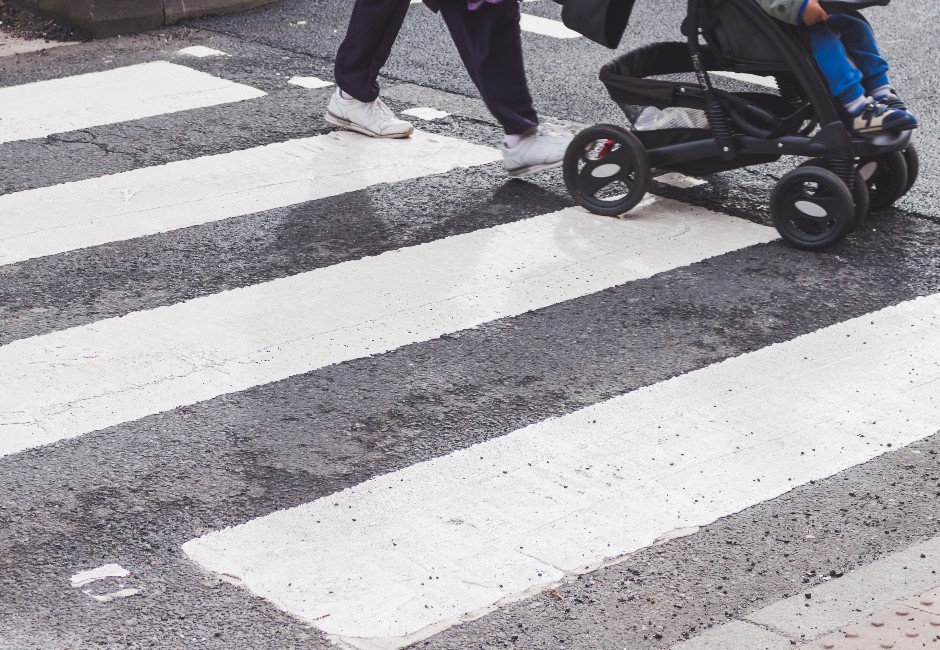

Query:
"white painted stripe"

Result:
[[178, 46, 229, 57], [84, 588, 140, 602], [401, 106, 451, 121], [182, 294, 940, 649], [519, 13, 581, 39], [712, 71, 779, 89], [0, 61, 265, 144], [655, 172, 707, 189], [287, 76, 333, 89], [0, 131, 499, 265], [0, 199, 776, 459], [70, 564, 130, 588], [0, 35, 74, 58]]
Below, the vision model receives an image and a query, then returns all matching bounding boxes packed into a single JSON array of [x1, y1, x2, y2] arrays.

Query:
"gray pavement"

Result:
[[1, 2, 939, 649]]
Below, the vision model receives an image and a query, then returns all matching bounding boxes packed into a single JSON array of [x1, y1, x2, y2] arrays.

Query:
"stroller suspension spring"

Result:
[[776, 77, 804, 106], [705, 102, 736, 159], [828, 159, 856, 191]]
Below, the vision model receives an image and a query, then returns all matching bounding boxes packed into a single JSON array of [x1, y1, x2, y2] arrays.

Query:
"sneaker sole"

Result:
[[505, 159, 564, 178], [854, 122, 918, 134], [324, 112, 414, 139]]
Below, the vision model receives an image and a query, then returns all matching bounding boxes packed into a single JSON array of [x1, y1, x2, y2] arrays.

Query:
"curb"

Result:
[[10, 0, 278, 38]]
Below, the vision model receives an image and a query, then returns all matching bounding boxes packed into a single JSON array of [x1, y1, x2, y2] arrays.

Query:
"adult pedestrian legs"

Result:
[[326, 0, 573, 176]]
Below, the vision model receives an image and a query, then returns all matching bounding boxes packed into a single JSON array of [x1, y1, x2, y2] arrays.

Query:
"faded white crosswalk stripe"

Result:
[[0, 131, 499, 265], [0, 61, 265, 144], [407, 0, 577, 38], [518, 14, 582, 39], [711, 71, 780, 89], [182, 293, 940, 650], [0, 198, 776, 459]]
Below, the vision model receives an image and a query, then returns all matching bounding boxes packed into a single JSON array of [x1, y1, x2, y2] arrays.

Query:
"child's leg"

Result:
[[808, 20, 917, 133], [825, 14, 891, 98], [808, 23, 867, 112]]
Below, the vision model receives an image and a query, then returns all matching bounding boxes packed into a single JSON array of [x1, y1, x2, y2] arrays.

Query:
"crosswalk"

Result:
[[1, 17, 939, 650]]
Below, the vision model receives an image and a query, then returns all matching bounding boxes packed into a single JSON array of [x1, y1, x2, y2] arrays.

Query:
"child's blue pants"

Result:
[[809, 14, 890, 106]]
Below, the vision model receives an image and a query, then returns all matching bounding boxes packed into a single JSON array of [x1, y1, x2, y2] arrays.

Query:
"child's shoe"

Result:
[[847, 101, 918, 135], [873, 88, 908, 111]]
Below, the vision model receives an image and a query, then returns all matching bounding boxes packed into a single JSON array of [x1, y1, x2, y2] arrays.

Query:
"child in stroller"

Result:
[[558, 0, 918, 251], [756, 0, 917, 134]]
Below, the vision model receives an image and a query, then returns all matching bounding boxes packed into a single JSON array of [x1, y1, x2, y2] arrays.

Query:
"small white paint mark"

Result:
[[178, 46, 228, 58], [83, 588, 141, 602], [519, 14, 581, 39], [401, 106, 451, 121], [287, 76, 334, 90], [71, 564, 130, 588], [655, 172, 707, 189]]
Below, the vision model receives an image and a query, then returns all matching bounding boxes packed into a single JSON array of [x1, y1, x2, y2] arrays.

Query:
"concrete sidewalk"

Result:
[[10, 0, 277, 38], [674, 536, 940, 649]]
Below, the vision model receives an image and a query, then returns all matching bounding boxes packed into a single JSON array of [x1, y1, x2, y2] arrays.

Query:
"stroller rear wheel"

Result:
[[857, 150, 909, 213], [771, 166, 855, 251], [563, 124, 651, 217]]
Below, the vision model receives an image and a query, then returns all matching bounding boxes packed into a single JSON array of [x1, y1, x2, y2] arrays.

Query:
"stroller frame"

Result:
[[563, 0, 918, 250]]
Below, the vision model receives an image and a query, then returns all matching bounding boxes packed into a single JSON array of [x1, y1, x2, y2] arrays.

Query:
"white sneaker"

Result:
[[502, 125, 573, 177], [324, 89, 414, 139]]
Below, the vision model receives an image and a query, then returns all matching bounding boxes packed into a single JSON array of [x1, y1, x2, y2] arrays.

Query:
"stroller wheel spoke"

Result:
[[564, 125, 652, 217], [579, 153, 636, 197], [578, 164, 622, 197]]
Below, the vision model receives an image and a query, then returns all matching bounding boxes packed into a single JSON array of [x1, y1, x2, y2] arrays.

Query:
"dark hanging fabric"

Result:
[[553, 0, 638, 49]]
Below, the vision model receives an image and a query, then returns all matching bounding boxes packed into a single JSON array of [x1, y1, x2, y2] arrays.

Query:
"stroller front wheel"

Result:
[[563, 124, 651, 217], [799, 159, 869, 230], [770, 166, 855, 251]]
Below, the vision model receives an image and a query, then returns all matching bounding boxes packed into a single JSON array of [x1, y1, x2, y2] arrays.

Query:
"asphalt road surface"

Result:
[[1, 1, 939, 649]]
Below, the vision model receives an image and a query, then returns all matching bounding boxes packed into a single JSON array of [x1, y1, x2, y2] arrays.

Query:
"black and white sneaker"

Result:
[[874, 89, 908, 112], [847, 101, 918, 135]]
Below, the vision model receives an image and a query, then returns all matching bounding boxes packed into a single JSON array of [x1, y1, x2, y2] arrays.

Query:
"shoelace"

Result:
[[364, 98, 400, 125], [534, 124, 572, 138], [860, 102, 890, 120]]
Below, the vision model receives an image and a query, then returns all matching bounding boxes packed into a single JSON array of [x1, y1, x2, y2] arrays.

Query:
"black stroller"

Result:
[[558, 0, 917, 250]]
